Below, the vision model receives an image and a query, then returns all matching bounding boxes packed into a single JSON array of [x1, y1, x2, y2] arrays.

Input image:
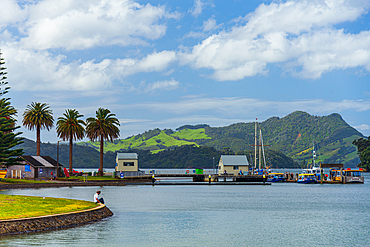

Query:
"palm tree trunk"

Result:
[[36, 126, 41, 156], [69, 137, 73, 176], [99, 134, 104, 176]]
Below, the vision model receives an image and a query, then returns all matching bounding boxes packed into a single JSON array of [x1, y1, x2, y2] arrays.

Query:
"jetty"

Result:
[[120, 173, 270, 185]]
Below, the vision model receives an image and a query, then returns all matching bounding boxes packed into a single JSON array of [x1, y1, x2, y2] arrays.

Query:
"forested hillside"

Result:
[[78, 111, 363, 167], [18, 139, 298, 169]]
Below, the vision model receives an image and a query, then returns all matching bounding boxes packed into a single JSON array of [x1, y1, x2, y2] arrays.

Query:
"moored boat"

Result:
[[330, 168, 364, 183], [267, 172, 285, 182], [301, 141, 322, 180], [297, 173, 317, 184], [0, 170, 7, 179]]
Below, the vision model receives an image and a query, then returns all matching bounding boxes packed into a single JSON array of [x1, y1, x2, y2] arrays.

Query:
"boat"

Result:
[[251, 118, 270, 175], [267, 172, 285, 182], [302, 141, 322, 180], [0, 170, 7, 179], [297, 173, 317, 183], [330, 168, 364, 183]]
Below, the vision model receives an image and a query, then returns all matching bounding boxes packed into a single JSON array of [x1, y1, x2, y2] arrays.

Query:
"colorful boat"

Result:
[[267, 172, 285, 182], [0, 170, 7, 179], [297, 173, 317, 184], [330, 168, 364, 183]]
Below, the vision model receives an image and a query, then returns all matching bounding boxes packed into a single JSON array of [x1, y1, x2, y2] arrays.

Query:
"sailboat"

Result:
[[252, 119, 270, 175]]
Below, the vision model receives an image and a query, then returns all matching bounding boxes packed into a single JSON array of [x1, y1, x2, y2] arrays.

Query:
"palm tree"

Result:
[[56, 109, 85, 176], [22, 102, 54, 156], [86, 108, 120, 176]]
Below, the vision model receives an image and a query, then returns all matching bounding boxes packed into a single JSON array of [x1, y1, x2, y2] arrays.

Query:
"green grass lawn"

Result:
[[0, 194, 97, 220]]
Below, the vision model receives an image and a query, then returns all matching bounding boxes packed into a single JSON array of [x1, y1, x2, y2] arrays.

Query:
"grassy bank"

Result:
[[0, 178, 54, 184], [0, 194, 97, 220]]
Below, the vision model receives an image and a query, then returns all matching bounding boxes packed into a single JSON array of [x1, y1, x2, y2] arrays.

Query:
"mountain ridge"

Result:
[[78, 111, 363, 167]]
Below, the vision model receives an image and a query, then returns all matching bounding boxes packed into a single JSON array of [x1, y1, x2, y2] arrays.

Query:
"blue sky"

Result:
[[1, 0, 370, 143]]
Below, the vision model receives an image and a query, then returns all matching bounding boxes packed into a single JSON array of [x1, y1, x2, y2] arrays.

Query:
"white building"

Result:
[[218, 155, 250, 175], [115, 153, 138, 173]]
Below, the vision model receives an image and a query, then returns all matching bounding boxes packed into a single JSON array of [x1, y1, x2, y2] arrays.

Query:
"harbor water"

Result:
[[0, 171, 370, 246]]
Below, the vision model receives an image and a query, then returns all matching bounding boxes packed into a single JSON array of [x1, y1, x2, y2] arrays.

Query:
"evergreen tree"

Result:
[[352, 137, 370, 170], [0, 51, 24, 167]]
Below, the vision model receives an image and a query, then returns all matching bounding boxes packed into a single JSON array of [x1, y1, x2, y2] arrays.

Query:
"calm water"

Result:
[[1, 173, 370, 246]]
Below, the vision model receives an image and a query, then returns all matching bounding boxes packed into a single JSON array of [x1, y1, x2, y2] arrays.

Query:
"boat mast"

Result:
[[259, 131, 262, 170], [312, 141, 316, 168], [260, 129, 267, 169], [254, 118, 257, 169]]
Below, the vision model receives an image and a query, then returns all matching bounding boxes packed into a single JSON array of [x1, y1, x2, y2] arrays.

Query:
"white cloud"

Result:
[[189, 0, 214, 17], [135, 51, 177, 72], [2, 45, 176, 92], [293, 29, 370, 78], [189, 0, 204, 17], [202, 17, 220, 32], [354, 124, 370, 131], [129, 79, 179, 93], [143, 79, 179, 93], [181, 0, 370, 80], [0, 0, 27, 30], [13, 0, 178, 50]]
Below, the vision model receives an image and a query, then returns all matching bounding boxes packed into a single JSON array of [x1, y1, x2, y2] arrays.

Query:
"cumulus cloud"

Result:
[[181, 0, 370, 80], [12, 0, 179, 50], [0, 0, 26, 30], [2, 45, 176, 92]]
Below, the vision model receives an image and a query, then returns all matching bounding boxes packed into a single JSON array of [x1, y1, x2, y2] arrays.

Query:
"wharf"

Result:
[[124, 174, 267, 183], [131, 181, 271, 186]]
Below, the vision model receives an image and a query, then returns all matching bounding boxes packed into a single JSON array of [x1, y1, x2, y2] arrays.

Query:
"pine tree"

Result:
[[0, 50, 24, 167]]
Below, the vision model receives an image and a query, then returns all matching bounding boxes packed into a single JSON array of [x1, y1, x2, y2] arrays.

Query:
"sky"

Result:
[[1, 0, 370, 144]]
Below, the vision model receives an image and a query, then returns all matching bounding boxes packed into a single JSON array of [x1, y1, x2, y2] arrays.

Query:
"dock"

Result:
[[119, 173, 271, 185]]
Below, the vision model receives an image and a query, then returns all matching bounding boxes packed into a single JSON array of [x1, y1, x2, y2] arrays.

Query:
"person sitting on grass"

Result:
[[94, 191, 105, 204]]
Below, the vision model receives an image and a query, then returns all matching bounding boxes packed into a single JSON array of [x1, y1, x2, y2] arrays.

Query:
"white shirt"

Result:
[[94, 193, 99, 203]]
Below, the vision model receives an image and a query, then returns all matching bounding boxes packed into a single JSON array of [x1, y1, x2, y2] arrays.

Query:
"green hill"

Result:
[[77, 111, 363, 167], [78, 128, 204, 153]]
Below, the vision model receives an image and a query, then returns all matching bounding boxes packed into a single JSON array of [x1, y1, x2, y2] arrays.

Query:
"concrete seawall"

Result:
[[0, 204, 113, 236]]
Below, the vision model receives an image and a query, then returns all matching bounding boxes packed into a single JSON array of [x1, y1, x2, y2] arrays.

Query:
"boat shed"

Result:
[[218, 155, 250, 175], [7, 156, 62, 179], [115, 153, 139, 174]]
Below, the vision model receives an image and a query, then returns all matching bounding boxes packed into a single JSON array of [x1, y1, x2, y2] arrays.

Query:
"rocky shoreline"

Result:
[[0, 204, 113, 236]]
